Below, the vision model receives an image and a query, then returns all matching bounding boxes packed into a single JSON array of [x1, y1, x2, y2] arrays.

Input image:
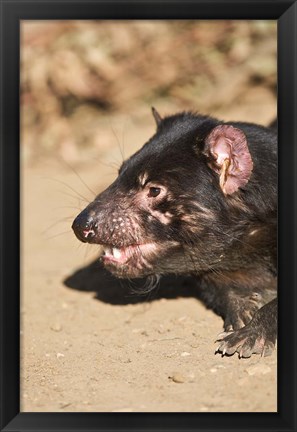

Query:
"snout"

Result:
[[72, 211, 97, 243]]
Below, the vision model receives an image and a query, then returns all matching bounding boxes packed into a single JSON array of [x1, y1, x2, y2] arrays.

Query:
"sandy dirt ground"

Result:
[[20, 109, 277, 413]]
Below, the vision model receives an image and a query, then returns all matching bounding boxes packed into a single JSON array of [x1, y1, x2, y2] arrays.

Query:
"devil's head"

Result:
[[72, 109, 276, 278]]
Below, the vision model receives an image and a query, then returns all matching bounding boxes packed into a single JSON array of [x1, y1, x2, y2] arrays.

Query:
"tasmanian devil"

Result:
[[72, 108, 277, 358]]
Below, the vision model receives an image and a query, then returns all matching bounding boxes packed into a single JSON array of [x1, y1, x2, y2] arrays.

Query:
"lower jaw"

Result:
[[100, 242, 181, 278], [101, 243, 157, 276], [101, 251, 155, 277], [102, 260, 147, 278]]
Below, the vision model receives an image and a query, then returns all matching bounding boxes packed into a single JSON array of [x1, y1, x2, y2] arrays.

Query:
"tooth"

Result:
[[112, 248, 122, 259]]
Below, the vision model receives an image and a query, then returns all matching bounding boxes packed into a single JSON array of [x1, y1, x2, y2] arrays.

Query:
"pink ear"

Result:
[[204, 125, 253, 195]]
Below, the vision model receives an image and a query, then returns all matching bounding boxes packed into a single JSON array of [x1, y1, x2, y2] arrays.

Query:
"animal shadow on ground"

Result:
[[64, 259, 199, 305]]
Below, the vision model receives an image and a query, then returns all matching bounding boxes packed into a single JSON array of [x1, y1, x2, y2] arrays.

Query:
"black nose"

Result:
[[72, 212, 96, 243]]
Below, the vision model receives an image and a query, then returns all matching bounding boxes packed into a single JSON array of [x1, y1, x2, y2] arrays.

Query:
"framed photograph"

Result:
[[0, 1, 296, 431]]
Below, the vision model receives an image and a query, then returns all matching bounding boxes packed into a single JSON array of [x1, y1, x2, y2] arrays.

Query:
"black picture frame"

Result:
[[1, 1, 296, 431]]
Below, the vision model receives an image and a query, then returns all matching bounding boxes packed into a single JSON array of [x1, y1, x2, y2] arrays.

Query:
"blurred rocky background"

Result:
[[21, 20, 277, 166]]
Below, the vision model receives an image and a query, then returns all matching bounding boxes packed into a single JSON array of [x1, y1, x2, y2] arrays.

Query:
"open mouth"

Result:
[[101, 243, 157, 266]]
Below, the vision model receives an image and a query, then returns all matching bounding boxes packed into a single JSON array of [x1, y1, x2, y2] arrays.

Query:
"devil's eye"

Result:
[[148, 187, 161, 198]]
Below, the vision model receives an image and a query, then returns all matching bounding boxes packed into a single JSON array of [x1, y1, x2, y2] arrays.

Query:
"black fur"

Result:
[[72, 111, 277, 358]]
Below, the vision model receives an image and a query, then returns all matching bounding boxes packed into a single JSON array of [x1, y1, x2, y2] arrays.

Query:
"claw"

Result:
[[215, 342, 225, 355], [215, 330, 233, 342]]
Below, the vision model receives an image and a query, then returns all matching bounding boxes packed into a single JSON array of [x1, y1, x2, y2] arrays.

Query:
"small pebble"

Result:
[[50, 323, 62, 332], [237, 377, 249, 386], [132, 328, 145, 333], [169, 372, 186, 383], [60, 402, 71, 409], [188, 373, 196, 382], [200, 406, 209, 412], [181, 352, 191, 357], [56, 352, 65, 359], [165, 352, 177, 358], [190, 343, 199, 348], [212, 363, 225, 368], [246, 364, 272, 376]]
